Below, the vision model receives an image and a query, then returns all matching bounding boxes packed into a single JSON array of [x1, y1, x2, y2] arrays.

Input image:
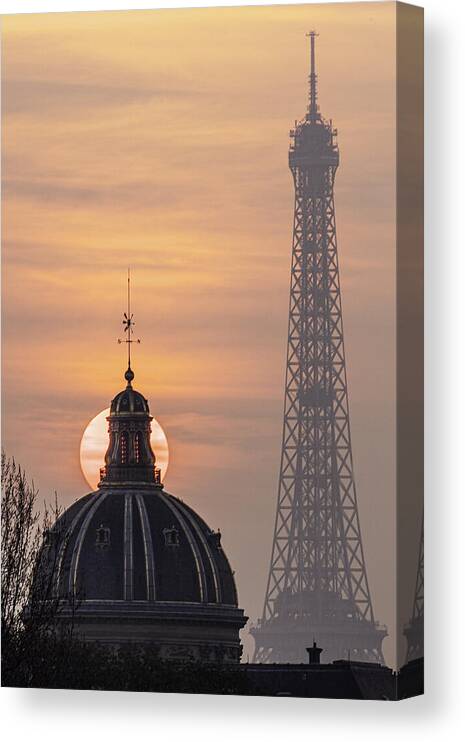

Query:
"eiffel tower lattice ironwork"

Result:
[[250, 32, 386, 664], [404, 517, 424, 663]]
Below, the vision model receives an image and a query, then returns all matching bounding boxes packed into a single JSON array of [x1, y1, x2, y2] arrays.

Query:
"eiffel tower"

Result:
[[404, 517, 424, 662], [250, 32, 386, 664]]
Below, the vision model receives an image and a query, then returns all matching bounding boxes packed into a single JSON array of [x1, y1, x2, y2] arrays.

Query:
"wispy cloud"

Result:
[[2, 78, 192, 116]]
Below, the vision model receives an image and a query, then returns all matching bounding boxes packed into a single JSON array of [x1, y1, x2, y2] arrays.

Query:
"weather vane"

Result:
[[118, 267, 140, 386]]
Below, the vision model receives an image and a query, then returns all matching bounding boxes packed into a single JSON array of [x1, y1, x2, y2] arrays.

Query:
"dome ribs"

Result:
[[53, 492, 98, 598], [167, 496, 222, 604], [158, 492, 207, 603], [123, 494, 134, 601], [69, 491, 109, 597], [134, 493, 156, 600]]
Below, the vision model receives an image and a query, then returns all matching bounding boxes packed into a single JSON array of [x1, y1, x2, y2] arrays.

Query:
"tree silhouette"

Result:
[[1, 452, 73, 685]]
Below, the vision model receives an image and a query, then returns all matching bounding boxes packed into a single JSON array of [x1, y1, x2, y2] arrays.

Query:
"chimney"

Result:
[[306, 641, 323, 665]]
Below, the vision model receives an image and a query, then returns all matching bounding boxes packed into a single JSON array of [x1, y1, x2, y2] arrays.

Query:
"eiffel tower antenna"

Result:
[[250, 33, 386, 664], [306, 30, 319, 119]]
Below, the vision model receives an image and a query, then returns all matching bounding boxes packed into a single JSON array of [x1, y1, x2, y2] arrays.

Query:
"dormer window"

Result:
[[96, 524, 111, 549], [163, 525, 180, 547], [120, 431, 129, 464]]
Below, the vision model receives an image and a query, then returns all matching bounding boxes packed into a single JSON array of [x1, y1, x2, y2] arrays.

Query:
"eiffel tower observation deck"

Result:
[[250, 33, 386, 664]]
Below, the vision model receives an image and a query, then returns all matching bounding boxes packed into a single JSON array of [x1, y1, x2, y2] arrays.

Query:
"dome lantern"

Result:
[[99, 385, 161, 487]]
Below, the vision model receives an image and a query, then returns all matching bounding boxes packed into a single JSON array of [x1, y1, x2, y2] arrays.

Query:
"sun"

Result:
[[79, 408, 169, 490]]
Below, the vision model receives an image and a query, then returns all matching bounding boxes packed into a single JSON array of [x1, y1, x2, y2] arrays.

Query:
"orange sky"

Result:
[[2, 3, 414, 667]]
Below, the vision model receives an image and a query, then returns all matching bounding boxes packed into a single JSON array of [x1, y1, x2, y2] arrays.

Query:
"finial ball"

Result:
[[125, 366, 135, 384]]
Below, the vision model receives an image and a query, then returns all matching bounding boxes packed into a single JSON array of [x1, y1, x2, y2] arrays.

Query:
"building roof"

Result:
[[110, 386, 150, 416], [41, 487, 238, 606]]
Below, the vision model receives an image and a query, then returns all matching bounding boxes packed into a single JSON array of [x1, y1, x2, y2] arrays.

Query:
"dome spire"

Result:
[[102, 268, 160, 488], [118, 267, 140, 387]]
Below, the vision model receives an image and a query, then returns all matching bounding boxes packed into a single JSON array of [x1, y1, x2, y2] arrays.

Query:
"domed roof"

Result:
[[110, 386, 150, 416], [43, 487, 238, 606]]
